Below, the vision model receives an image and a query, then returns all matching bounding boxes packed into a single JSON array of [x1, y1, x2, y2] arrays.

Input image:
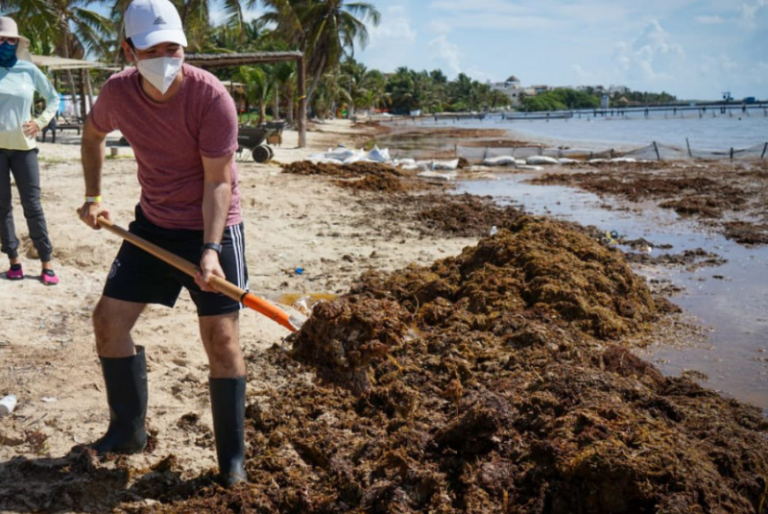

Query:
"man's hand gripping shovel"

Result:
[[97, 217, 305, 333]]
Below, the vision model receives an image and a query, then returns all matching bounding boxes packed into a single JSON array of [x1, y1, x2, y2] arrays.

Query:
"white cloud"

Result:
[[740, 0, 768, 27], [428, 35, 461, 78], [369, 6, 417, 47], [612, 21, 686, 83], [695, 15, 725, 24]]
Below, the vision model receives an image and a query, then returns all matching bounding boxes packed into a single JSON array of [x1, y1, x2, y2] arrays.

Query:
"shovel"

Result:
[[97, 217, 303, 333]]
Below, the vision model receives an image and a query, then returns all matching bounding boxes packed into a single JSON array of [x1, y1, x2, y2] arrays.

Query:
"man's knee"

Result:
[[206, 331, 241, 361], [93, 297, 141, 354], [93, 300, 115, 351]]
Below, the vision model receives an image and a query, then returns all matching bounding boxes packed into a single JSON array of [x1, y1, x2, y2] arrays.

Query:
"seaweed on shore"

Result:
[[4, 217, 767, 514], [133, 217, 768, 514], [531, 164, 768, 246], [282, 161, 405, 178]]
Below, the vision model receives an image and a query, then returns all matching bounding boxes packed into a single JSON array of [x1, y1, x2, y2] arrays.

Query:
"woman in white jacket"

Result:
[[0, 16, 59, 285]]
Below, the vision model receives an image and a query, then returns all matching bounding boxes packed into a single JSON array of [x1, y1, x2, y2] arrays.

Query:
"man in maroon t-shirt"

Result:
[[77, 0, 247, 487]]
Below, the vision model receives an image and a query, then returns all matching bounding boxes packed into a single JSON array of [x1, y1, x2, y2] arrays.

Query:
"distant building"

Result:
[[490, 75, 523, 106], [531, 85, 549, 94], [601, 94, 610, 109]]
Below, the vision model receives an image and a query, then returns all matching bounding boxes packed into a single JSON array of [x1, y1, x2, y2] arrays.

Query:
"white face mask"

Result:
[[133, 51, 183, 95]]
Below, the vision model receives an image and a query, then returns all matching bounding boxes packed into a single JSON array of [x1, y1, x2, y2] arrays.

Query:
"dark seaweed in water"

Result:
[[138, 216, 768, 513]]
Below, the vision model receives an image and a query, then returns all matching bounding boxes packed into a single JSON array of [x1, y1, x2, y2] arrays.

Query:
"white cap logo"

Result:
[[125, 0, 187, 50]]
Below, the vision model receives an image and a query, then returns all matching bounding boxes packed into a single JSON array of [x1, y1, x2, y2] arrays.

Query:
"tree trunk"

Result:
[[273, 84, 280, 120], [305, 53, 327, 108], [79, 69, 88, 117], [114, 19, 126, 65], [258, 101, 266, 125], [287, 89, 295, 123], [66, 69, 79, 120], [61, 27, 80, 120]]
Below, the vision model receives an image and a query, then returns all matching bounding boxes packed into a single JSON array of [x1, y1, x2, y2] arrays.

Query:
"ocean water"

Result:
[[496, 110, 768, 152], [390, 107, 768, 154]]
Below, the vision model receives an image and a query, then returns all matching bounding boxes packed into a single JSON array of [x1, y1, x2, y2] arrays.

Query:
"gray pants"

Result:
[[0, 148, 53, 262]]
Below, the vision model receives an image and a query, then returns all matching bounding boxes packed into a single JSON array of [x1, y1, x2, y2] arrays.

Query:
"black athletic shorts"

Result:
[[103, 205, 248, 317]]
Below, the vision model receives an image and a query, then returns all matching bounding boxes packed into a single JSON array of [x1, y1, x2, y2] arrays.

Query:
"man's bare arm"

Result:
[[195, 152, 235, 290], [78, 118, 110, 229]]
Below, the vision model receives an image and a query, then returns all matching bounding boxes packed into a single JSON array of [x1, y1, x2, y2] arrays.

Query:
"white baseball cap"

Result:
[[125, 0, 187, 50]]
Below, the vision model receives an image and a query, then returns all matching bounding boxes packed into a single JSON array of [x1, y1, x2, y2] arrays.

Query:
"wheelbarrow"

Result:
[[237, 126, 274, 163]]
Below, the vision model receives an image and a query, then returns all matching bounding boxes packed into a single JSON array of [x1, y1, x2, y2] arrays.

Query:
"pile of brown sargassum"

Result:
[[2, 208, 765, 513], [144, 215, 768, 513]]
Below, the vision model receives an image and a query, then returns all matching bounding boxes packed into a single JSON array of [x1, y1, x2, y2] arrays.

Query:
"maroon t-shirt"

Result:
[[89, 64, 242, 230]]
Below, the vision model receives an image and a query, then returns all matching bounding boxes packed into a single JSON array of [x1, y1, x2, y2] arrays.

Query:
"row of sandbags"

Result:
[[309, 146, 460, 175], [482, 155, 641, 168]]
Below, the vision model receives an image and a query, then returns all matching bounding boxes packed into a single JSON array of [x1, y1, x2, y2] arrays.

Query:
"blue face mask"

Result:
[[0, 41, 18, 68]]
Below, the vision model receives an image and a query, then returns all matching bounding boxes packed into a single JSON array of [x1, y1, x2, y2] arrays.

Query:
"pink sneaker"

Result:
[[41, 269, 59, 286], [6, 265, 23, 280]]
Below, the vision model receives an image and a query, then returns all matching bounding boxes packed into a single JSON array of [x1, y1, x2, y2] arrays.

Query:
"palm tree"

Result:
[[235, 65, 274, 125], [311, 65, 350, 119], [2, 0, 114, 119], [259, 0, 380, 106]]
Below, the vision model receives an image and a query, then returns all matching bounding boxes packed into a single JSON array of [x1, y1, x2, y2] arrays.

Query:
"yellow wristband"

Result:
[[85, 195, 102, 203]]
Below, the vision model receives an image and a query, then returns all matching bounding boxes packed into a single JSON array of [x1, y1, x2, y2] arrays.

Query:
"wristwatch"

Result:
[[201, 242, 222, 255]]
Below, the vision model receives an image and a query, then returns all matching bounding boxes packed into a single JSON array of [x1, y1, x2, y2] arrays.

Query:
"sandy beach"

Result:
[[1, 119, 767, 513], [0, 120, 477, 489]]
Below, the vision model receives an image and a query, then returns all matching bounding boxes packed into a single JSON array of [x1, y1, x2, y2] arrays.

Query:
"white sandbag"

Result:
[[367, 146, 391, 163], [342, 150, 367, 165], [516, 164, 544, 171], [394, 158, 416, 167], [432, 159, 459, 171], [609, 157, 637, 163], [558, 158, 580, 165], [417, 170, 456, 181], [526, 156, 559, 165], [400, 164, 420, 172], [415, 160, 432, 171], [483, 155, 518, 167], [588, 158, 607, 164], [324, 147, 356, 161]]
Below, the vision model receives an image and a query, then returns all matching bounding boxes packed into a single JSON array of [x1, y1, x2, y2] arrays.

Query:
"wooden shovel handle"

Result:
[[97, 217, 300, 332]]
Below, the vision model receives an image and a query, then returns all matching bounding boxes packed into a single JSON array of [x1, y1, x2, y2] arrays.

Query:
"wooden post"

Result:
[[85, 68, 94, 112], [761, 142, 767, 159], [297, 55, 307, 148], [729, 147, 734, 161], [79, 69, 88, 120], [686, 137, 692, 158], [653, 141, 661, 161]]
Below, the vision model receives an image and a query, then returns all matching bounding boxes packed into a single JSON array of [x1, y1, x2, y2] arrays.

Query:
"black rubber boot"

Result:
[[90, 346, 148, 455], [210, 376, 247, 487]]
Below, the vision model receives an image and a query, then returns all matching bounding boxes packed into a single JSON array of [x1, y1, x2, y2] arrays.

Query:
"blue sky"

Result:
[[204, 0, 766, 101]]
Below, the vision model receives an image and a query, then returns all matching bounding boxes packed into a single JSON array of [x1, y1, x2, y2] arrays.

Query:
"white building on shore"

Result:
[[490, 76, 524, 106]]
